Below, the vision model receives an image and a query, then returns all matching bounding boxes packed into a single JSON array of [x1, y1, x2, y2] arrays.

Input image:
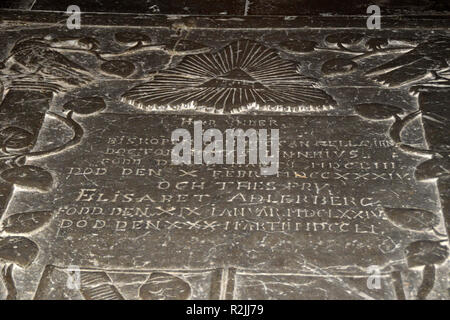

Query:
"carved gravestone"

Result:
[[0, 11, 448, 300]]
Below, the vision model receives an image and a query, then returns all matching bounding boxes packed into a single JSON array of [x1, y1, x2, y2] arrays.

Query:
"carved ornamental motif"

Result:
[[123, 40, 336, 113]]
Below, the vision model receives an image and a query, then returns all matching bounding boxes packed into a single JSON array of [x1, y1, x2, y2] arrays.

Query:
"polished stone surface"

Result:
[[2, 0, 450, 15], [0, 10, 448, 300]]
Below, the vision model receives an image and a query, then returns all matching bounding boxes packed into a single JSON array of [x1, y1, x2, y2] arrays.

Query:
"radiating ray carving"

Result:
[[122, 40, 336, 113]]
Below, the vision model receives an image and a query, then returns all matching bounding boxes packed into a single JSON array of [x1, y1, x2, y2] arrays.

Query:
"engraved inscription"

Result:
[[9, 114, 434, 275]]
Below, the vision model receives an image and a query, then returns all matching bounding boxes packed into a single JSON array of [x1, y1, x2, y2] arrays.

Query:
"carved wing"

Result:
[[366, 37, 450, 87], [10, 40, 93, 87]]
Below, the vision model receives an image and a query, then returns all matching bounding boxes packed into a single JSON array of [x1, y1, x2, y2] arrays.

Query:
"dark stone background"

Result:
[[1, 0, 449, 15]]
